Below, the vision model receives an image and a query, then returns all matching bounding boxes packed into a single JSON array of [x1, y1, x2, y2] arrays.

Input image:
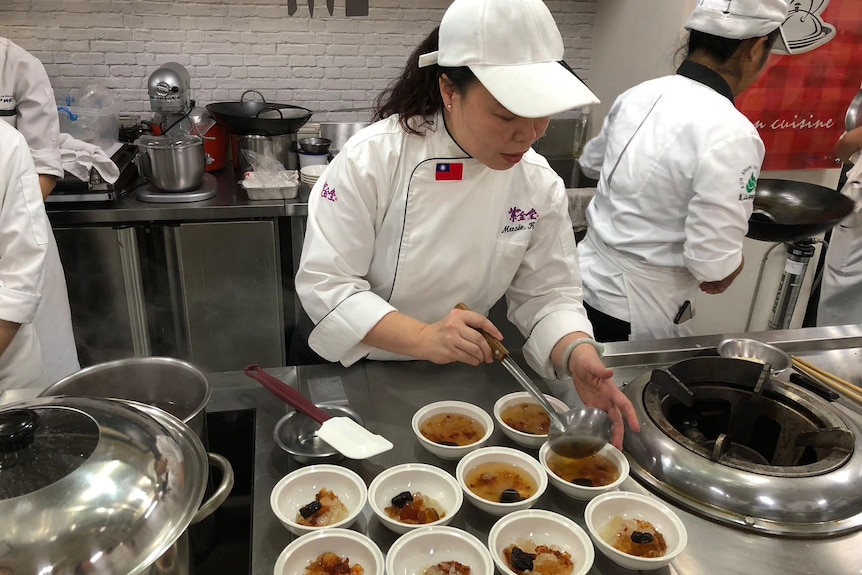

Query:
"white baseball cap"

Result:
[[417, 0, 599, 118], [685, 0, 789, 40]]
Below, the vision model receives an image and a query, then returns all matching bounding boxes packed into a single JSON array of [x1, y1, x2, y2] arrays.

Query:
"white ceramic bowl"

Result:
[[412, 400, 494, 460], [455, 446, 547, 516], [368, 463, 463, 535], [273, 528, 384, 575], [493, 391, 570, 449], [300, 164, 328, 179], [386, 525, 494, 575], [539, 441, 629, 500], [488, 509, 595, 575], [585, 491, 688, 571], [270, 464, 367, 536]]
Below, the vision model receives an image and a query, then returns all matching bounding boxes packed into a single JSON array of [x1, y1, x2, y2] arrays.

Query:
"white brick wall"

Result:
[[2, 0, 597, 121]]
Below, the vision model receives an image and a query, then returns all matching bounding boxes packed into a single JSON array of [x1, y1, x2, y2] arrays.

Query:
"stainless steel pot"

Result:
[[231, 132, 297, 173], [41, 356, 211, 438], [0, 396, 234, 575], [136, 134, 206, 192]]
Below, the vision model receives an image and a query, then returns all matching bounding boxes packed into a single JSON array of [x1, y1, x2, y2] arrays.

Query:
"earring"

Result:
[[446, 104, 452, 110]]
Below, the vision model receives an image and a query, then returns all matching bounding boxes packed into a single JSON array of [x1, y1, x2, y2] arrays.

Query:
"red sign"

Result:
[[737, 0, 862, 171]]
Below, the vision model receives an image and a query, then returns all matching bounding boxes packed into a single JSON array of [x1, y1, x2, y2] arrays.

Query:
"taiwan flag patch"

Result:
[[436, 162, 463, 181]]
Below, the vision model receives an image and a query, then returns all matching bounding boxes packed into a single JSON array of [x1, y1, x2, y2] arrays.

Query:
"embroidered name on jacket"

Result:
[[502, 206, 539, 233], [320, 182, 337, 202]]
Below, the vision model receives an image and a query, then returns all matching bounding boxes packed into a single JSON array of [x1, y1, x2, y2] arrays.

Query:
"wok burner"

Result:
[[623, 357, 862, 537]]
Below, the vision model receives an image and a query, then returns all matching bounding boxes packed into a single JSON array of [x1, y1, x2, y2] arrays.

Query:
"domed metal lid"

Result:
[[0, 396, 208, 574]]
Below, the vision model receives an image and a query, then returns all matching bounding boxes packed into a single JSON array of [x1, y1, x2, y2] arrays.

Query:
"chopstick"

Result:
[[790, 356, 862, 405]]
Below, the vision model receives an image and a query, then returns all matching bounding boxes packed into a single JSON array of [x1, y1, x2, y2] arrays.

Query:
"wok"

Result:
[[206, 90, 312, 136], [747, 179, 854, 242]]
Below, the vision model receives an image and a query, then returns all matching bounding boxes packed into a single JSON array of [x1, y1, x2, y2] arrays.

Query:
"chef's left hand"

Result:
[[568, 344, 640, 449]]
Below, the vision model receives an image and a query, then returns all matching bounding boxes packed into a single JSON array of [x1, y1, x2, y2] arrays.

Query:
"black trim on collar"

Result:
[[676, 60, 735, 105]]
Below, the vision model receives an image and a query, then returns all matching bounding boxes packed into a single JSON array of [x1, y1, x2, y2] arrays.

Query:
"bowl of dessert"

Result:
[[455, 446, 547, 516], [487, 509, 595, 575], [385, 525, 494, 575], [273, 528, 384, 575], [539, 441, 629, 500], [585, 491, 688, 571], [368, 462, 463, 534], [270, 464, 367, 536], [493, 391, 570, 449], [412, 400, 494, 460]]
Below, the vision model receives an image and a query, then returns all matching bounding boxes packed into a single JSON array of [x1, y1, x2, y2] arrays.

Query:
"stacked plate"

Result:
[[300, 165, 327, 188]]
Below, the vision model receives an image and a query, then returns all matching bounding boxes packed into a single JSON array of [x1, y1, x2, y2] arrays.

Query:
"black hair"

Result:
[[373, 26, 479, 135], [683, 28, 782, 64]]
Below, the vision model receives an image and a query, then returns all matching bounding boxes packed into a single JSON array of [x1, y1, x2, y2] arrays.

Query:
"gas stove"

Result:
[[622, 356, 862, 537]]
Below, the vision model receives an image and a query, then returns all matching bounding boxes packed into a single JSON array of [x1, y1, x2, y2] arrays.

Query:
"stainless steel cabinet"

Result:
[[55, 219, 285, 372]]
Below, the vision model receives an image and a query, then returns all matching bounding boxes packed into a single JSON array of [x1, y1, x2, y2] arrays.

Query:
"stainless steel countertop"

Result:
[[46, 166, 310, 226], [201, 324, 862, 575]]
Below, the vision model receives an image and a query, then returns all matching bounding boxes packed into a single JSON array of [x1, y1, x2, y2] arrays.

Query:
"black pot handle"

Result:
[[0, 409, 39, 453]]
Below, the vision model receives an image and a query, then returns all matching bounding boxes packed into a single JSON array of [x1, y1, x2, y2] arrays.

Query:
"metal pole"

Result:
[[768, 240, 816, 330]]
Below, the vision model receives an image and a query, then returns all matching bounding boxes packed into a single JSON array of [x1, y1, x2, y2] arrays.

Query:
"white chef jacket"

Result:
[[578, 61, 762, 339], [1, 37, 80, 385], [296, 113, 594, 379], [818, 151, 862, 326], [0, 121, 49, 389]]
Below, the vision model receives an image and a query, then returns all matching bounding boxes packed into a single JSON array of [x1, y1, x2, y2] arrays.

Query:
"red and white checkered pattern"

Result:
[[737, 0, 862, 171]]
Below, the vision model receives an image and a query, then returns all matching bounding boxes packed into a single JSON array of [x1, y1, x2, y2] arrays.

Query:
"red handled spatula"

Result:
[[245, 364, 393, 459]]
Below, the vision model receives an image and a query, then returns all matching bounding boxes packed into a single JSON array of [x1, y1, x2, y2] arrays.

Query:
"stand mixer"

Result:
[[147, 62, 194, 135], [136, 62, 217, 203]]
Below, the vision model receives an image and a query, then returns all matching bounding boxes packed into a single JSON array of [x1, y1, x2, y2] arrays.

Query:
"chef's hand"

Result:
[[568, 343, 640, 449], [699, 256, 744, 295], [836, 126, 862, 164], [418, 307, 504, 366]]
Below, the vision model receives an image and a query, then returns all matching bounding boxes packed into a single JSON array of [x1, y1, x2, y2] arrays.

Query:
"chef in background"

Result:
[[578, 0, 789, 342], [0, 121, 50, 388], [1, 36, 80, 385], [295, 0, 638, 447], [817, 124, 862, 326]]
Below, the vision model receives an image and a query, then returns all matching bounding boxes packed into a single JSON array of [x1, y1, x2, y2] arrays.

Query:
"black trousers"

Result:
[[584, 302, 631, 343], [287, 310, 334, 365]]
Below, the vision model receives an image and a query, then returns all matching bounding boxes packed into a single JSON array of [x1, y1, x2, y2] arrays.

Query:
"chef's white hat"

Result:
[[685, 0, 789, 40], [417, 0, 599, 118]]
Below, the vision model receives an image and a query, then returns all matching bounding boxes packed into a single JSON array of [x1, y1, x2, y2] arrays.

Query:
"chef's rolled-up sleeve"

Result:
[[0, 126, 49, 325], [11, 46, 63, 179], [684, 133, 762, 283], [507, 177, 594, 379], [297, 140, 397, 365]]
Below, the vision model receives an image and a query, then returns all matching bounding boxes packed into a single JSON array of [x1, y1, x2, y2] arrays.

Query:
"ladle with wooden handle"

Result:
[[456, 303, 612, 458]]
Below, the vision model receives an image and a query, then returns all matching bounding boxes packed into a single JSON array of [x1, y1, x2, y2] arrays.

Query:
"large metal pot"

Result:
[[41, 356, 211, 438], [0, 396, 233, 575], [135, 134, 206, 193]]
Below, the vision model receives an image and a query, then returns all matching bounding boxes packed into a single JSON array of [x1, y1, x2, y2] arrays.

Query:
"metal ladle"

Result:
[[456, 303, 613, 458]]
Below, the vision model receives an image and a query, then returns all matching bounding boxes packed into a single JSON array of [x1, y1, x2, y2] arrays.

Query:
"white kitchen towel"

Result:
[[58, 132, 120, 183]]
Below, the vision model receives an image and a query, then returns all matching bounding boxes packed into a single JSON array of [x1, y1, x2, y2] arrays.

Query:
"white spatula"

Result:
[[245, 365, 393, 460]]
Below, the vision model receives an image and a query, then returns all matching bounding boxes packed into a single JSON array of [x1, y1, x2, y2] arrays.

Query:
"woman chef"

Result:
[[577, 0, 789, 342], [0, 121, 50, 388], [817, 124, 862, 326], [1, 37, 80, 385], [295, 0, 639, 445]]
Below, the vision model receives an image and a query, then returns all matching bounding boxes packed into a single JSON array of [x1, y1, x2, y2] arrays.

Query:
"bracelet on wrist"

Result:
[[558, 338, 605, 379]]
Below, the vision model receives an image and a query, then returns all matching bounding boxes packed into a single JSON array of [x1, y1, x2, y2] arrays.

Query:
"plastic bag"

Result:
[[241, 150, 299, 191]]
